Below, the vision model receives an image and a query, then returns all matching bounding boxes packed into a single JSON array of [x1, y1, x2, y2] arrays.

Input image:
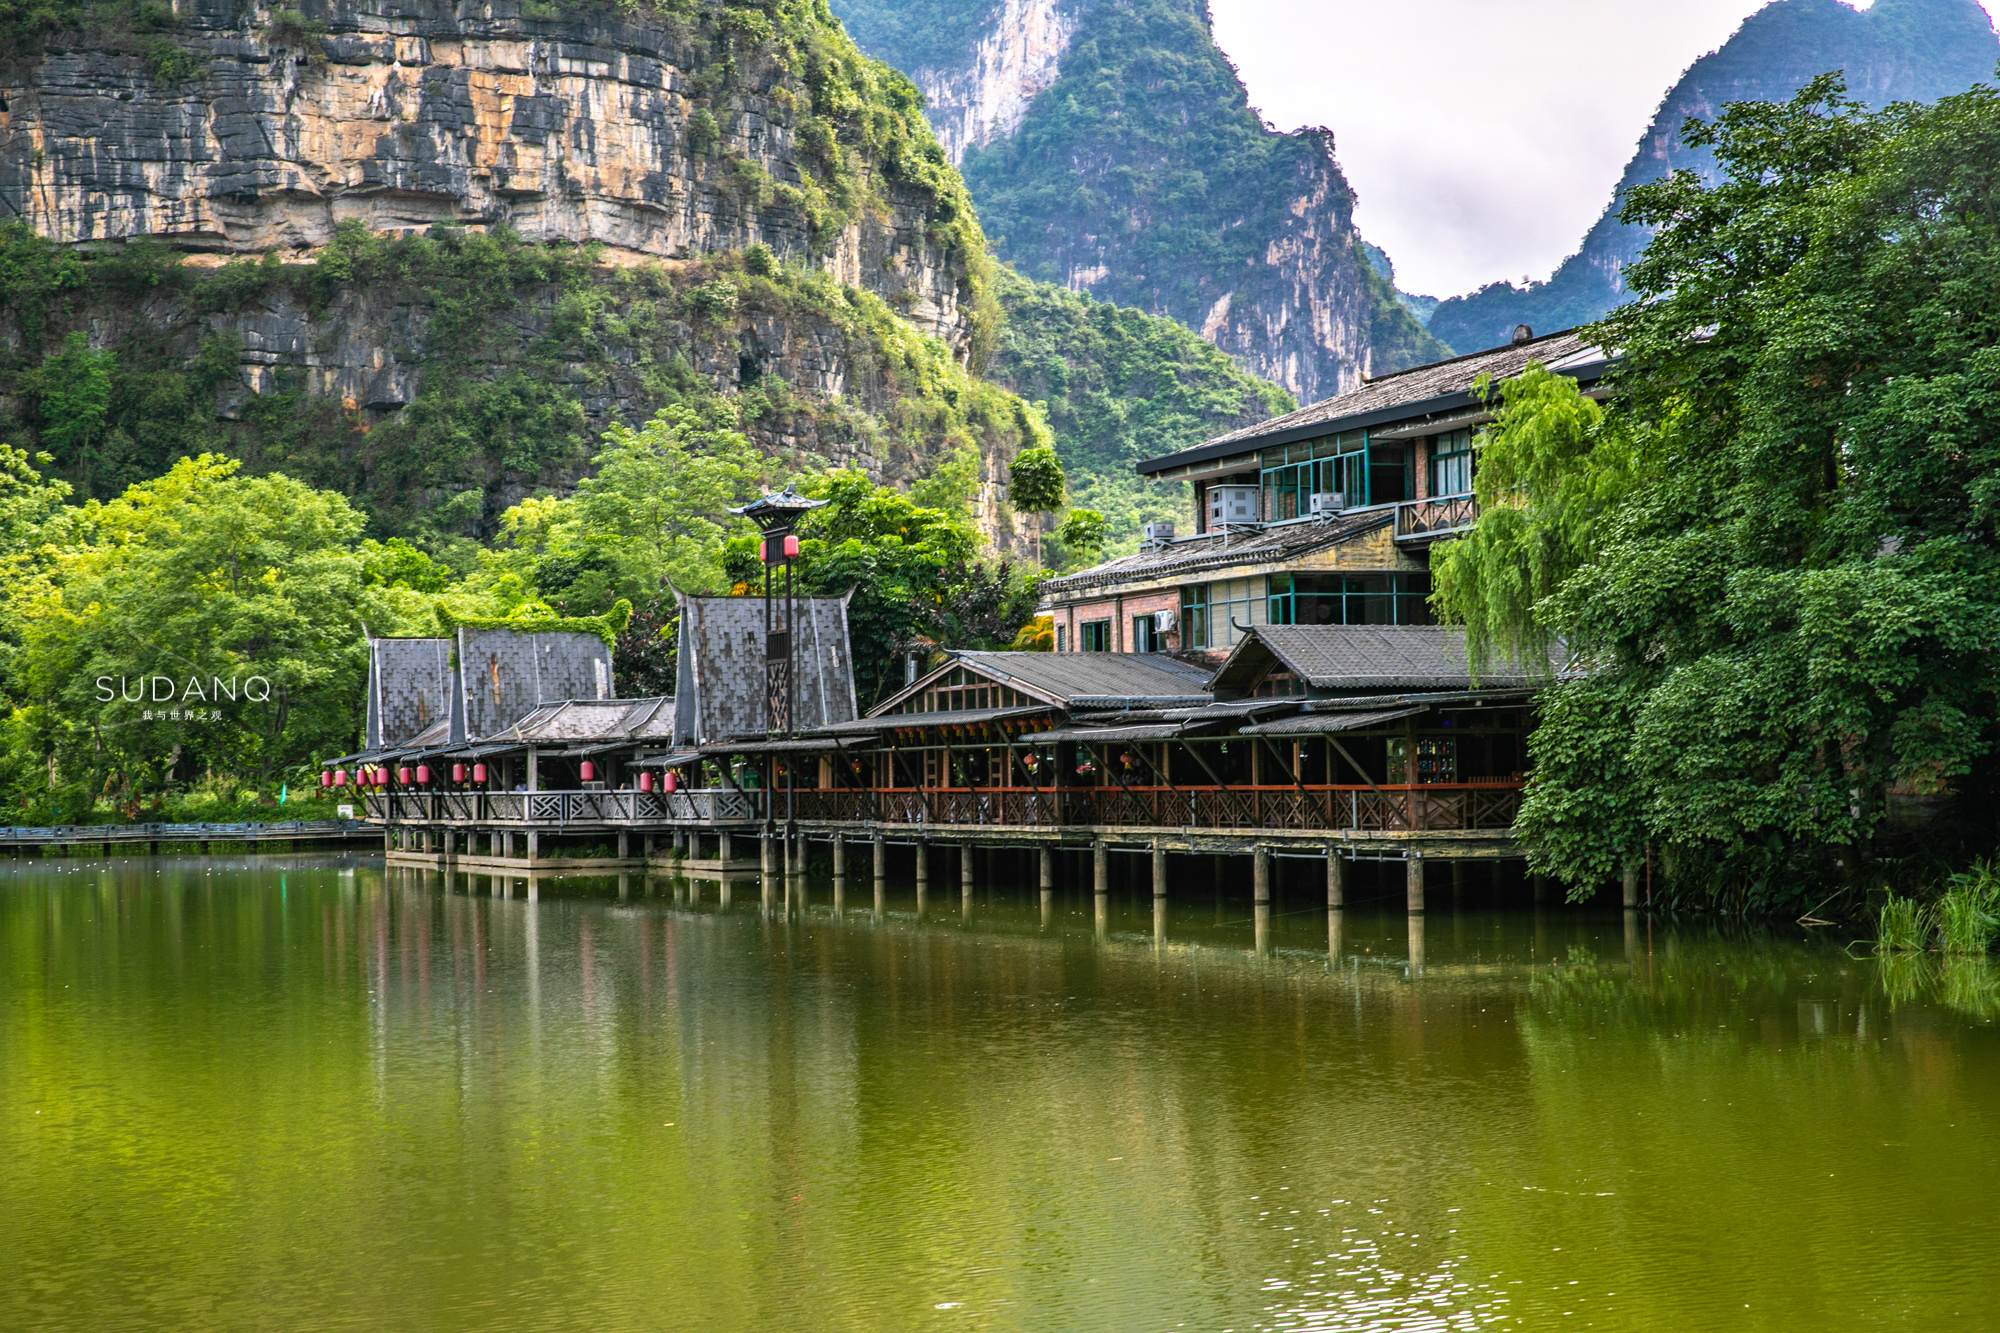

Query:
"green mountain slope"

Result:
[[986, 267, 1292, 560]]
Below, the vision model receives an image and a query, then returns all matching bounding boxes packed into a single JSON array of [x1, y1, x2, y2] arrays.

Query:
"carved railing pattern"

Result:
[[363, 783, 1521, 832]]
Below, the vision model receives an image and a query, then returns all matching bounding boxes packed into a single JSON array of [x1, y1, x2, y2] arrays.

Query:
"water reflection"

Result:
[[5, 856, 2000, 1332]]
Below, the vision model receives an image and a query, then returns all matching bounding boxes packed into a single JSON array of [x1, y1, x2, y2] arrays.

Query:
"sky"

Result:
[[1208, 0, 2000, 298]]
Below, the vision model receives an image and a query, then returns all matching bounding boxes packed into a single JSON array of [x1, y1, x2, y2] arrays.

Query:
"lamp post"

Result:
[[731, 486, 826, 842]]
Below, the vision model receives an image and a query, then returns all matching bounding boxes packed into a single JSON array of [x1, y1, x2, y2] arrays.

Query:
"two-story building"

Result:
[[1037, 327, 1610, 657]]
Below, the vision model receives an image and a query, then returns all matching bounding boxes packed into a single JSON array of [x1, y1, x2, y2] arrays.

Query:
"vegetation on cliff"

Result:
[[985, 267, 1290, 562], [958, 0, 1446, 396], [1437, 77, 2000, 913]]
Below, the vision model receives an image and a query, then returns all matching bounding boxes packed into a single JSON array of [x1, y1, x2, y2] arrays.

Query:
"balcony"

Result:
[[1394, 494, 1478, 545]]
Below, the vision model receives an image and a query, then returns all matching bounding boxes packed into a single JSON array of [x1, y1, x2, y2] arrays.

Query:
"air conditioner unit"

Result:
[[1308, 491, 1346, 516], [1141, 521, 1176, 545], [1152, 609, 1175, 633], [1207, 485, 1261, 527]]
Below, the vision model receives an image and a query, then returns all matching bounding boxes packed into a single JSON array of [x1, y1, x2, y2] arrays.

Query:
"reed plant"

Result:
[[1937, 861, 2000, 955], [1875, 894, 1934, 954]]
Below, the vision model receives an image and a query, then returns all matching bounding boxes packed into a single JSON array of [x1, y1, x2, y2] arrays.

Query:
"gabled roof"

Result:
[[456, 626, 613, 740], [673, 594, 858, 744], [1210, 626, 1562, 695], [866, 650, 1217, 717], [1038, 509, 1391, 598], [1137, 329, 1609, 477], [365, 637, 454, 749], [493, 696, 673, 745]]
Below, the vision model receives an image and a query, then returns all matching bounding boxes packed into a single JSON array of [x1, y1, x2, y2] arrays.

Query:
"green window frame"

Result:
[[1179, 586, 1209, 649], [1080, 620, 1112, 652], [1429, 429, 1474, 497]]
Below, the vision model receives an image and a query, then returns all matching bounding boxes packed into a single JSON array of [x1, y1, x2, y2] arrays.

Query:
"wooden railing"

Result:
[[1395, 494, 1478, 542], [366, 784, 1521, 833]]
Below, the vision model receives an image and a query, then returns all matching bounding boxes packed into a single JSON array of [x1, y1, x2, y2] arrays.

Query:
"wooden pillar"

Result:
[[1253, 844, 1270, 905], [1152, 840, 1167, 899], [525, 830, 539, 862], [1622, 860, 1640, 909], [915, 837, 928, 914], [1327, 846, 1345, 908], [617, 829, 629, 860], [719, 830, 732, 865], [832, 832, 846, 881], [1405, 853, 1424, 913], [1092, 840, 1109, 898]]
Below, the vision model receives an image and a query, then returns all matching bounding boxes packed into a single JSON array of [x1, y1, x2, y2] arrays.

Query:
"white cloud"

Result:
[[1208, 0, 2000, 297]]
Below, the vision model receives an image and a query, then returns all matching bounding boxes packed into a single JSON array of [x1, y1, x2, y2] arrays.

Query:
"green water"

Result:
[[5, 856, 1998, 1331]]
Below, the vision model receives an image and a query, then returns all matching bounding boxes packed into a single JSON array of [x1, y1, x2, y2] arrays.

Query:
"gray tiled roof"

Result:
[[365, 637, 454, 749], [673, 595, 858, 744], [457, 627, 613, 740], [950, 650, 1215, 707], [1195, 330, 1600, 451], [1038, 509, 1390, 598], [1214, 626, 1562, 693], [496, 697, 672, 744]]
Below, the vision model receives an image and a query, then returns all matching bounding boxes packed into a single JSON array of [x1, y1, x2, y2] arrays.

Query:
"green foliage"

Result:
[[1056, 508, 1107, 564], [825, 0, 1001, 76], [142, 36, 201, 81], [1481, 78, 2000, 906], [984, 267, 1290, 562], [1430, 364, 1644, 676], [688, 106, 721, 153], [1006, 445, 1063, 516], [3, 455, 432, 817], [1938, 861, 2000, 954], [1876, 894, 1934, 953], [960, 0, 1444, 380], [433, 598, 634, 649], [23, 332, 112, 477]]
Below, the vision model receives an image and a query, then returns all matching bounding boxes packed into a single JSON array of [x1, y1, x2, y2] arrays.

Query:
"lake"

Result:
[[4, 854, 1997, 1330]]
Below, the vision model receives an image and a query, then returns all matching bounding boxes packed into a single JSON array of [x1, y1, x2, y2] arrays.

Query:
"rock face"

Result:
[[1428, 0, 2000, 354], [892, 0, 1083, 164], [0, 0, 980, 354], [837, 0, 1445, 404]]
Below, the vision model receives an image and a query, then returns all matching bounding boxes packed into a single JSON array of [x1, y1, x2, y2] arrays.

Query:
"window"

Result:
[[1080, 619, 1112, 652], [1179, 586, 1208, 649], [1258, 432, 1369, 518], [1056, 623, 1067, 653], [1429, 429, 1474, 497], [1268, 572, 1295, 624], [1133, 615, 1162, 653], [1292, 572, 1434, 626], [1206, 578, 1266, 648]]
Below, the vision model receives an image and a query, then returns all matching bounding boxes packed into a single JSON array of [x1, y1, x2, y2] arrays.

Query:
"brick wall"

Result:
[[1058, 589, 1184, 652]]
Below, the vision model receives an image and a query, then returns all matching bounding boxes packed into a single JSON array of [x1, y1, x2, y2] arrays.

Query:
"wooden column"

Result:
[[1622, 860, 1639, 909], [1405, 852, 1424, 913], [1327, 846, 1345, 908], [1152, 840, 1167, 899], [1253, 844, 1270, 905]]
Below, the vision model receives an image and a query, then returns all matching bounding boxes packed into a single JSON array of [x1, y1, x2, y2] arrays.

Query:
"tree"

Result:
[[1429, 365, 1645, 676], [6, 455, 432, 811], [1056, 508, 1109, 567], [1007, 444, 1065, 567], [1459, 76, 2000, 910]]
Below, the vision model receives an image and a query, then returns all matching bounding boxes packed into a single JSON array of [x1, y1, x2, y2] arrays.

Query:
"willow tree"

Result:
[[1449, 76, 2000, 909]]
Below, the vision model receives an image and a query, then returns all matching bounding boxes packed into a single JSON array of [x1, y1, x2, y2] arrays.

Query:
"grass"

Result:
[[1876, 893, 1935, 953], [1937, 860, 2000, 955]]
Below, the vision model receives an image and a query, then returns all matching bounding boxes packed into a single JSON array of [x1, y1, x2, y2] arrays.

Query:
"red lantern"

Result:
[[398, 766, 413, 785], [784, 534, 800, 558], [580, 761, 595, 782], [638, 771, 654, 793], [473, 763, 488, 784], [320, 770, 332, 788], [416, 765, 430, 784], [663, 771, 679, 793], [757, 539, 767, 562], [452, 763, 466, 783], [333, 769, 348, 787]]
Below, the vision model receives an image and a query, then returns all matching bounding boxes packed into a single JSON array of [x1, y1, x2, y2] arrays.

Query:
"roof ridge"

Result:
[[1358, 327, 1582, 386]]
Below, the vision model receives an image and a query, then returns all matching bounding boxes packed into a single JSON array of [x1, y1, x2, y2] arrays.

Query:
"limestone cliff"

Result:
[[0, 0, 986, 353], [838, 0, 1446, 403], [0, 0, 1048, 550], [833, 0, 1083, 164]]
